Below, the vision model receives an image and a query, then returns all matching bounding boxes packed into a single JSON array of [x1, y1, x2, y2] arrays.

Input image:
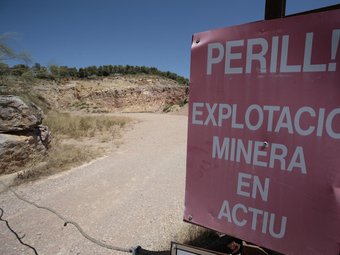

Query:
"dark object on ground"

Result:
[[134, 247, 170, 255], [186, 232, 284, 255]]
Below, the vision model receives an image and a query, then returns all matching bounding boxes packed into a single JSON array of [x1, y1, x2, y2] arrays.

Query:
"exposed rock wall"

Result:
[[0, 96, 51, 175], [35, 76, 189, 113], [70, 86, 188, 113]]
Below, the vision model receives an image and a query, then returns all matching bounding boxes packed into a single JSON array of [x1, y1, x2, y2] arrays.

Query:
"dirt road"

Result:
[[0, 113, 189, 255]]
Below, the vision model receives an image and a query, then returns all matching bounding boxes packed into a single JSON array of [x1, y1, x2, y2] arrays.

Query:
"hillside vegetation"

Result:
[[0, 63, 189, 85]]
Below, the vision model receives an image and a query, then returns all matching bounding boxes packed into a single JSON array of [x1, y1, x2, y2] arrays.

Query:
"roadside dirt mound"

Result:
[[34, 74, 189, 113]]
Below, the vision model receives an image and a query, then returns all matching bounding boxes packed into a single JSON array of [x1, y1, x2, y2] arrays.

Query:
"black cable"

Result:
[[0, 181, 132, 253], [0, 207, 39, 255], [134, 247, 170, 255]]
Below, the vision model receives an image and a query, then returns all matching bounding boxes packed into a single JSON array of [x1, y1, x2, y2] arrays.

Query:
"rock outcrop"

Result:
[[0, 95, 43, 132], [0, 95, 51, 175]]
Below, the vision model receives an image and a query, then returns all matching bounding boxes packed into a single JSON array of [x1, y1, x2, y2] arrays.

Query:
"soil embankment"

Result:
[[34, 75, 188, 113]]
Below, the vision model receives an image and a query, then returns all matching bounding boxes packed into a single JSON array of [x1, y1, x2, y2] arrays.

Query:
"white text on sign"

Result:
[[192, 102, 340, 139], [206, 30, 340, 74]]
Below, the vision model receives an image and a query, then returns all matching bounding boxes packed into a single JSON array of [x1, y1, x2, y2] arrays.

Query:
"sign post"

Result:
[[265, 0, 286, 20], [184, 9, 340, 255]]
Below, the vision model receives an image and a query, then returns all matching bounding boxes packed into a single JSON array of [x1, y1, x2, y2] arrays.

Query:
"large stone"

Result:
[[0, 96, 51, 175], [38, 125, 52, 148], [0, 95, 43, 132], [0, 133, 46, 175]]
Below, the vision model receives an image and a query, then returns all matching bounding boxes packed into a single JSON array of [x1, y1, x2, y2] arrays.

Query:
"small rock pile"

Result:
[[0, 95, 51, 175]]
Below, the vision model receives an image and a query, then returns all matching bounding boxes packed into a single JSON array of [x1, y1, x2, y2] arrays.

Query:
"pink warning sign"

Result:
[[185, 9, 340, 255]]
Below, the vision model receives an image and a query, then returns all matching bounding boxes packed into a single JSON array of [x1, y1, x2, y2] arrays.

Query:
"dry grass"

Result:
[[44, 112, 129, 139], [16, 112, 131, 182], [170, 224, 218, 246], [183, 226, 219, 247], [16, 144, 104, 182]]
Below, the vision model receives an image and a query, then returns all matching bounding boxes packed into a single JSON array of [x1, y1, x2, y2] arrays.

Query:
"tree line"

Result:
[[0, 63, 189, 85]]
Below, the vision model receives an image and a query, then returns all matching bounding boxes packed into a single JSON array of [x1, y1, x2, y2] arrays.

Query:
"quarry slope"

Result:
[[33, 74, 188, 113]]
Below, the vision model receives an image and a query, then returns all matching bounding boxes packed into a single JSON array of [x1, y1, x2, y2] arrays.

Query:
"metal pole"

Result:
[[265, 0, 286, 20]]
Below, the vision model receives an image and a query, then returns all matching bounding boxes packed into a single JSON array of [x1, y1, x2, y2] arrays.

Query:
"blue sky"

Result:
[[1, 0, 339, 78]]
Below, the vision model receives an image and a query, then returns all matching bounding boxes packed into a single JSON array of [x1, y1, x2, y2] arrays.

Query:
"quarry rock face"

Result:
[[0, 95, 51, 175], [36, 77, 189, 113]]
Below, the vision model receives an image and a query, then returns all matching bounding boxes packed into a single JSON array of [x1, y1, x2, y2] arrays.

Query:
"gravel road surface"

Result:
[[0, 113, 189, 255]]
